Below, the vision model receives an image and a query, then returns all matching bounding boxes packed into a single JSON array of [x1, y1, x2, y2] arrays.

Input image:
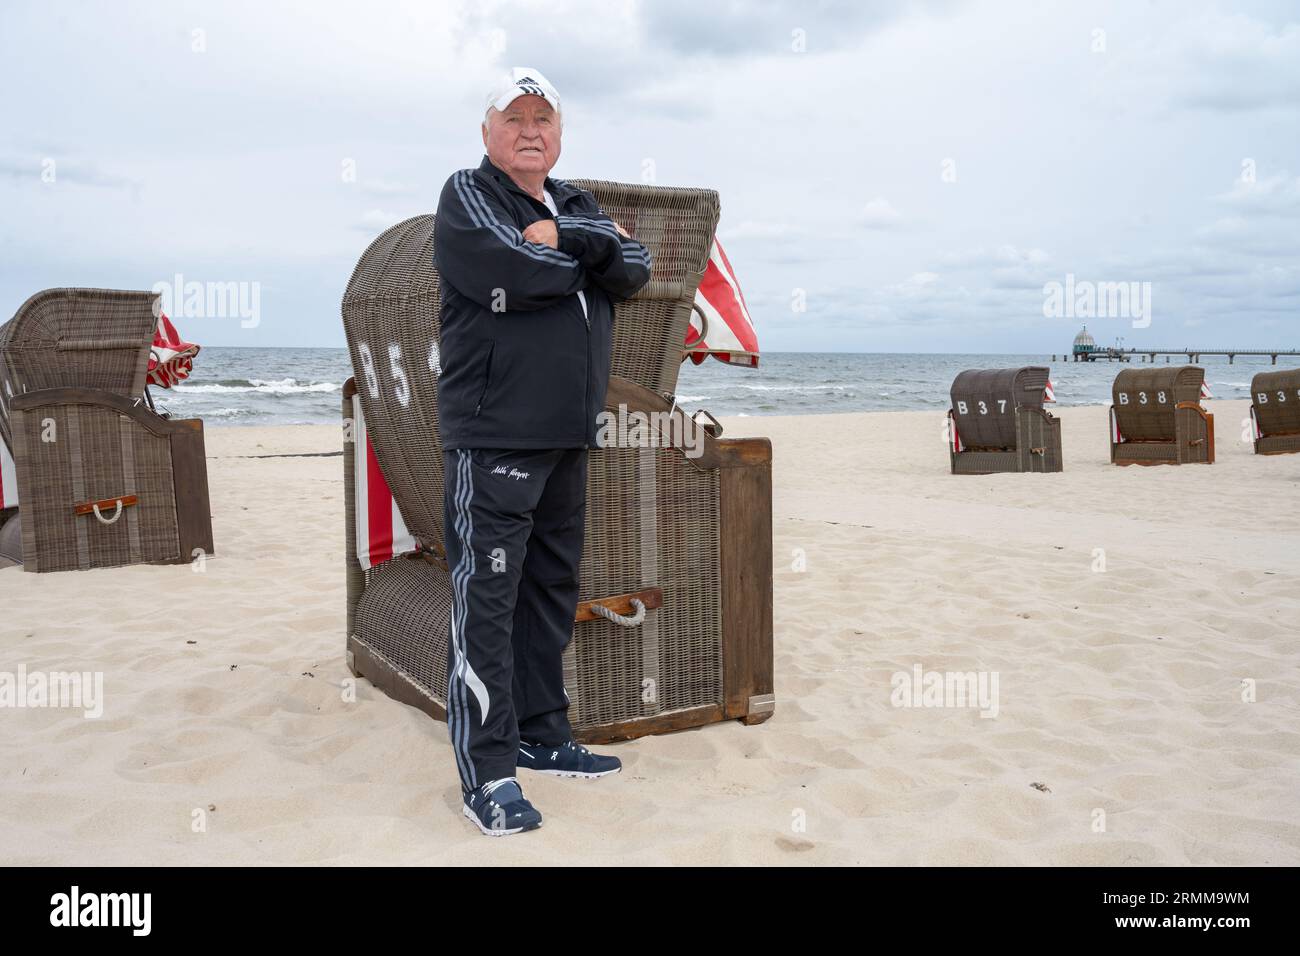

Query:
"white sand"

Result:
[[2, 399, 1298, 865]]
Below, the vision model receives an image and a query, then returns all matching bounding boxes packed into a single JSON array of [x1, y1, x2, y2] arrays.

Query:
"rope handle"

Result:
[[75, 494, 137, 521], [92, 500, 124, 525], [590, 598, 646, 627]]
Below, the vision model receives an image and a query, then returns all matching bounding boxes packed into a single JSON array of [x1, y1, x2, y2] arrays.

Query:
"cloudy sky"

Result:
[[2, 0, 1297, 353]]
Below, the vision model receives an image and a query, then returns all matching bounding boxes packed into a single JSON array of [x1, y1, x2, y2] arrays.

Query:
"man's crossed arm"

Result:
[[435, 170, 652, 312]]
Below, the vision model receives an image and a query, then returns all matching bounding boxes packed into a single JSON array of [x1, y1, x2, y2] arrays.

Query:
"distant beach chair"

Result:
[[1248, 368, 1300, 456], [0, 288, 214, 572], [1109, 366, 1214, 465], [947, 366, 1062, 474], [340, 182, 775, 743]]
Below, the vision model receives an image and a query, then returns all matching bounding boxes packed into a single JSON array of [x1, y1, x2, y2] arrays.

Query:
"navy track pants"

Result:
[[442, 446, 587, 792]]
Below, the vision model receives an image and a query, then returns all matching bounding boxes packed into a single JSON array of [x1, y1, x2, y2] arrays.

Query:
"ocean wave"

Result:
[[173, 378, 340, 395], [196, 406, 260, 418], [732, 383, 859, 392]]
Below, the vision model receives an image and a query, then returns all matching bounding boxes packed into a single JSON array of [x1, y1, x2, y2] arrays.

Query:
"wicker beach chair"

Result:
[[340, 182, 775, 743], [1249, 368, 1300, 456], [1109, 366, 1214, 465], [947, 366, 1062, 474], [0, 288, 214, 572]]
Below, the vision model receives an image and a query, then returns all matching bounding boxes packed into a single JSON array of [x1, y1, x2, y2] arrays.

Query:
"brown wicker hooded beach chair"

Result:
[[947, 366, 1062, 474], [1109, 366, 1214, 465], [0, 288, 214, 572], [1249, 368, 1300, 456], [340, 181, 774, 743]]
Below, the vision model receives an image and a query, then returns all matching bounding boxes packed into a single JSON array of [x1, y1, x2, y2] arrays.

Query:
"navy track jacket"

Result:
[[433, 155, 653, 450]]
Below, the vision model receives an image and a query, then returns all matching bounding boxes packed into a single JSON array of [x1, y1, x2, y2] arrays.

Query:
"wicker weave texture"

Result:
[[11, 401, 180, 572], [949, 367, 1050, 450], [354, 556, 453, 706], [1258, 433, 1300, 455], [568, 179, 718, 397], [0, 288, 159, 451], [1113, 441, 1179, 463], [1017, 408, 1063, 472], [1112, 366, 1204, 443], [342, 215, 446, 557], [1250, 368, 1300, 440], [566, 443, 722, 726]]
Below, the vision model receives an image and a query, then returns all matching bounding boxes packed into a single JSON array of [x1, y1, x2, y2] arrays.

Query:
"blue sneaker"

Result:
[[462, 777, 542, 836], [517, 740, 622, 779]]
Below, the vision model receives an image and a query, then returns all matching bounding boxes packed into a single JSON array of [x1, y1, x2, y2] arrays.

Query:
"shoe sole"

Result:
[[462, 804, 543, 836], [519, 766, 622, 779]]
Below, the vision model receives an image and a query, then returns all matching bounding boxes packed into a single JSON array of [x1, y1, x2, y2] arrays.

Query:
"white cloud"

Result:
[[859, 197, 902, 229], [1215, 173, 1300, 215], [0, 0, 1296, 352]]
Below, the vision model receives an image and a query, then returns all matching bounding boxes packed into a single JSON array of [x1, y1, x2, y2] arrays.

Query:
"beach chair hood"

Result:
[[0, 288, 159, 452]]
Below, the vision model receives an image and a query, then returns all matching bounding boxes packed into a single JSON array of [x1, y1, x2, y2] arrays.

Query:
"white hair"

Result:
[[482, 103, 563, 133]]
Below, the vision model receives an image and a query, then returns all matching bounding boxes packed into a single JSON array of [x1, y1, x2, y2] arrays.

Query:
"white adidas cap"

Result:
[[485, 67, 561, 116]]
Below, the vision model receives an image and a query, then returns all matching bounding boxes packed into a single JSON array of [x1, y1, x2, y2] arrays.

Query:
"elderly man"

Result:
[[433, 67, 652, 835]]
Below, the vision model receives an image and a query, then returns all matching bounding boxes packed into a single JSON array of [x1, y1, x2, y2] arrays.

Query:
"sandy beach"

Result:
[[2, 398, 1298, 865]]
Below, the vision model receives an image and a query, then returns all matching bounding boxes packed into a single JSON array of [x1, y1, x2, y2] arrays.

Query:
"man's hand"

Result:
[[522, 220, 559, 248], [611, 220, 630, 238]]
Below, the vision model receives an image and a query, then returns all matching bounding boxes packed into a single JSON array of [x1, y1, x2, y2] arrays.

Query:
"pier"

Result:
[[1057, 327, 1298, 365]]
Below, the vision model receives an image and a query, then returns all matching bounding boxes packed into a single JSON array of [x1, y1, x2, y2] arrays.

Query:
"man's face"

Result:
[[482, 95, 561, 179]]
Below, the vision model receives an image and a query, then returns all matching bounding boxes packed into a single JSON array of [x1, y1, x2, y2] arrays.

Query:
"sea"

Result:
[[154, 347, 1280, 427]]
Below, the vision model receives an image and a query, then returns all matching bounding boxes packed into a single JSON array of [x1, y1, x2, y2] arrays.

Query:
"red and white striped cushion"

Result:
[[352, 394, 416, 570]]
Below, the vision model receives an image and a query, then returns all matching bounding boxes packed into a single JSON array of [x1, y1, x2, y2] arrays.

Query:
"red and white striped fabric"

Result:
[[1044, 380, 1056, 403], [948, 411, 964, 453], [0, 437, 16, 509], [148, 313, 200, 389], [685, 238, 759, 368], [1110, 405, 1125, 444], [1249, 406, 1263, 440], [352, 394, 416, 571], [1200, 382, 1213, 400]]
